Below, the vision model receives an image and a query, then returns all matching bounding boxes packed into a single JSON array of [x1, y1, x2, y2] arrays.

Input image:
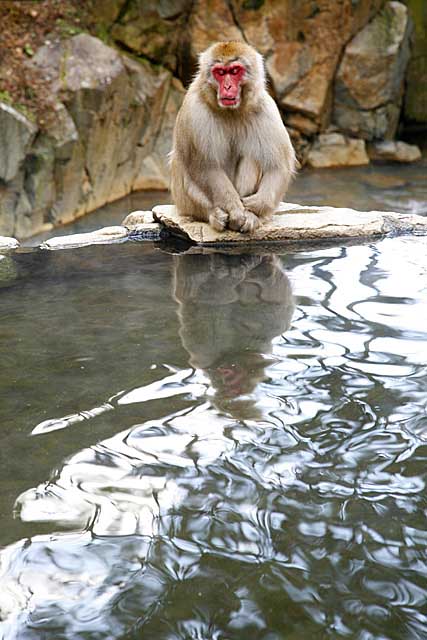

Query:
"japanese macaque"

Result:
[[170, 41, 296, 233]]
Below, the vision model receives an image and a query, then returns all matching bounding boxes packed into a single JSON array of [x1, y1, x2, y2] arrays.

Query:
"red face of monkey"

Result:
[[211, 63, 246, 108]]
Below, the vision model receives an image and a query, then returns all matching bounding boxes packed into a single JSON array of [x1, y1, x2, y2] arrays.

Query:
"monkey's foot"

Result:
[[228, 209, 260, 234], [209, 207, 229, 231]]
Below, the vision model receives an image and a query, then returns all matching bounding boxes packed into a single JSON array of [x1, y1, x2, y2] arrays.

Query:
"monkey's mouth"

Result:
[[220, 96, 240, 107]]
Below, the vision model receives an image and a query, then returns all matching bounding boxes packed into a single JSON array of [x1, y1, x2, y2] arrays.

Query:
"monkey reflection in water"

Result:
[[173, 253, 294, 419]]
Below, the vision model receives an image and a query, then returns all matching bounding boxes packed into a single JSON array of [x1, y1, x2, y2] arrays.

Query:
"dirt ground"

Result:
[[0, 0, 96, 126]]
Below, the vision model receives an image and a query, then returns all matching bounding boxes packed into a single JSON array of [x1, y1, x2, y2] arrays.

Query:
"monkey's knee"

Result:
[[209, 207, 229, 231]]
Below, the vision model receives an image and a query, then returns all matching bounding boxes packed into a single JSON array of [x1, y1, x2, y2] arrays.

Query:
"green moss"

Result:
[[56, 19, 85, 37], [0, 90, 36, 122]]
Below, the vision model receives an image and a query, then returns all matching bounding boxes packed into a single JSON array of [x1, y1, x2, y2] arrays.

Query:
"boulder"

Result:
[[189, 0, 242, 58], [231, 0, 384, 123], [306, 133, 370, 168], [111, 0, 192, 71], [285, 113, 318, 137], [11, 34, 180, 238], [0, 103, 38, 182], [333, 1, 412, 139], [368, 140, 422, 162]]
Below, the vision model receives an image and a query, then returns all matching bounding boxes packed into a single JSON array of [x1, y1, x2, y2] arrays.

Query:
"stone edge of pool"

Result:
[[1, 202, 427, 252]]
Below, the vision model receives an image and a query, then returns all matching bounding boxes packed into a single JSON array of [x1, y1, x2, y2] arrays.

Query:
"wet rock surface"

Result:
[[368, 140, 422, 163]]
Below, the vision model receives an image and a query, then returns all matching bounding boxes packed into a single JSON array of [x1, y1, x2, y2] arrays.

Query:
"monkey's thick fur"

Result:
[[170, 41, 296, 234]]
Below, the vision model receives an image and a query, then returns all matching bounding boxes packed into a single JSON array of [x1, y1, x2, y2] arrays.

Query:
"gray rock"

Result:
[[0, 103, 38, 182], [368, 140, 422, 163], [333, 1, 411, 140], [20, 34, 177, 237]]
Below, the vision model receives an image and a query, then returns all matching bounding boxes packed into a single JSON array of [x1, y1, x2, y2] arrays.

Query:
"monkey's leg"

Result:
[[242, 168, 287, 218], [234, 157, 261, 198]]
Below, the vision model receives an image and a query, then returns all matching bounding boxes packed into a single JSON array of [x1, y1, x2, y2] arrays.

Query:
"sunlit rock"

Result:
[[333, 1, 412, 140], [368, 140, 422, 163], [307, 133, 370, 168], [0, 236, 20, 251], [40, 226, 128, 250], [232, 0, 384, 122]]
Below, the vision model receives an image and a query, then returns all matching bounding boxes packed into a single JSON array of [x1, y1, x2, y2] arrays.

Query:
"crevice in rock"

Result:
[[113, 0, 134, 27], [226, 1, 249, 43]]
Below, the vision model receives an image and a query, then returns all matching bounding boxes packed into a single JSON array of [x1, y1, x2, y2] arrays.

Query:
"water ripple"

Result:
[[1, 242, 427, 639]]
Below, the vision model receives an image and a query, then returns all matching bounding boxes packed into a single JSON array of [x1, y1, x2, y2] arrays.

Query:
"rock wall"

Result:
[[0, 0, 423, 239], [403, 0, 427, 123]]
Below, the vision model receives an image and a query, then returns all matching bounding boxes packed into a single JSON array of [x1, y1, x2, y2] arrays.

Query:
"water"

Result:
[[2, 163, 427, 639]]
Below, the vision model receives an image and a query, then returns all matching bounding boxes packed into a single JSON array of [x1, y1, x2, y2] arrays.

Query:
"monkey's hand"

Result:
[[209, 207, 229, 232], [242, 194, 276, 219]]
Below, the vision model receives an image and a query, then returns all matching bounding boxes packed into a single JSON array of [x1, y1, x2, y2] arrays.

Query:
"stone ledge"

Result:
[[152, 202, 427, 245], [2, 203, 427, 254]]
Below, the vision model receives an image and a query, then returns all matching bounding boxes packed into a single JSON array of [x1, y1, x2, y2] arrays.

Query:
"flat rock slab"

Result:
[[40, 226, 128, 250], [152, 202, 427, 245]]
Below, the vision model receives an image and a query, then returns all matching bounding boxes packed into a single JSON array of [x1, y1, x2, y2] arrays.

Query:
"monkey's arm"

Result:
[[243, 98, 296, 218], [242, 167, 290, 218]]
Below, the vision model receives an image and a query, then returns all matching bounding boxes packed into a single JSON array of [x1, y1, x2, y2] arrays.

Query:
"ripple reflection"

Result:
[[1, 240, 427, 640]]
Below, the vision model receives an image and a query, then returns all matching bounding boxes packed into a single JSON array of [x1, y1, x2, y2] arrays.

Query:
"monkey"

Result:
[[170, 41, 297, 234]]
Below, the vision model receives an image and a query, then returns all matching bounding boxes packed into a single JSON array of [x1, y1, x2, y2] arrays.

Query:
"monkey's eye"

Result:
[[229, 67, 239, 75], [217, 69, 226, 76]]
